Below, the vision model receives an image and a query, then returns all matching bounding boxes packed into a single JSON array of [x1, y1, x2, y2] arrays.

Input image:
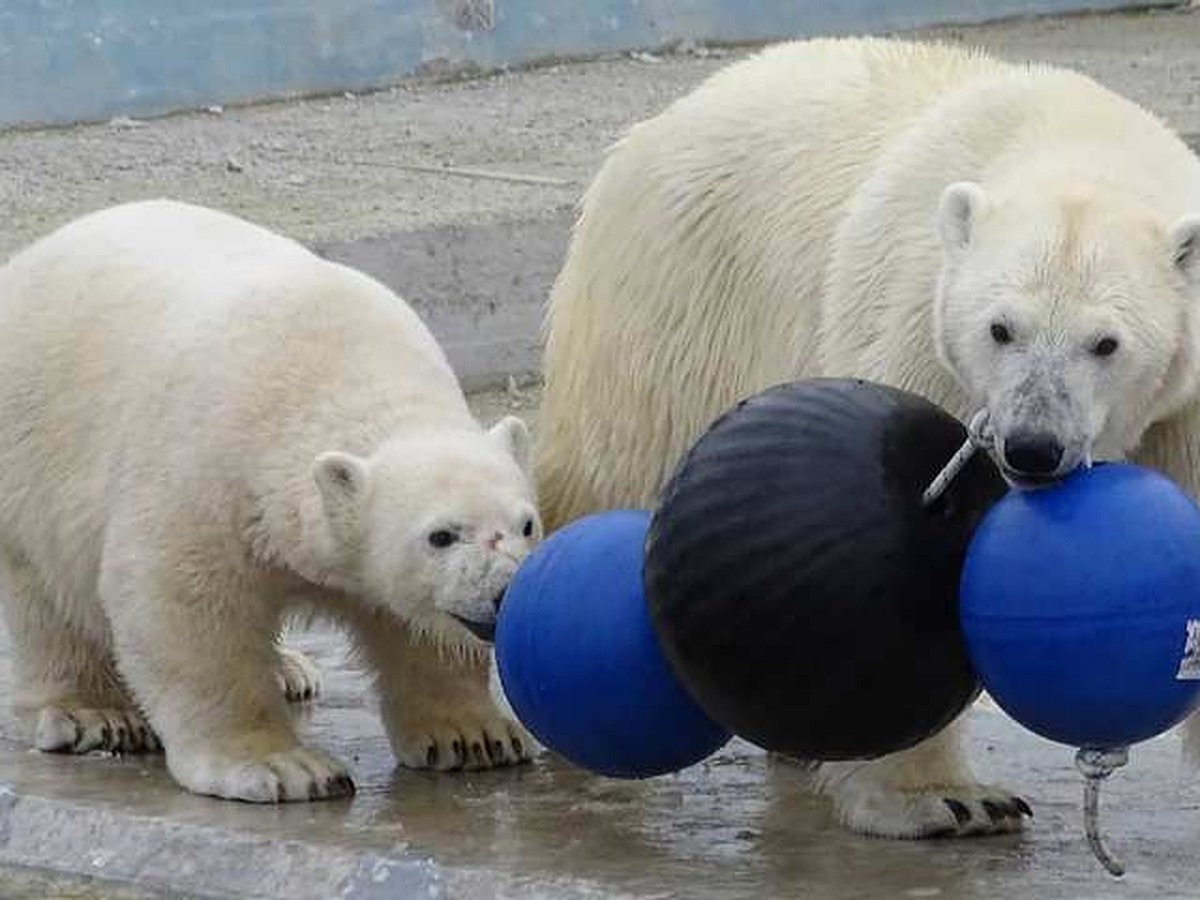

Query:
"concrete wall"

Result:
[[0, 1, 1172, 128]]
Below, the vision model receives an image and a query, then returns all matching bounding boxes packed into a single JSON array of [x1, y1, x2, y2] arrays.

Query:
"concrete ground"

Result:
[[4, 5, 1200, 898], [0, 608, 1197, 899]]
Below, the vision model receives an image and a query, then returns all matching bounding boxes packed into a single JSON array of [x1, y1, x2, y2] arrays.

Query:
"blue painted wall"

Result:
[[0, 1, 1167, 127]]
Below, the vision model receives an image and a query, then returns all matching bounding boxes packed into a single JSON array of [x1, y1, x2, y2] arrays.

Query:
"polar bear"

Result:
[[0, 199, 541, 802], [536, 38, 1200, 837]]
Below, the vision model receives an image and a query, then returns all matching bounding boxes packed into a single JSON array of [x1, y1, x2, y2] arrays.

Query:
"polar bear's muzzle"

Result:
[[983, 356, 1096, 487], [452, 614, 496, 642], [994, 430, 1087, 489], [997, 430, 1067, 485], [449, 590, 506, 643]]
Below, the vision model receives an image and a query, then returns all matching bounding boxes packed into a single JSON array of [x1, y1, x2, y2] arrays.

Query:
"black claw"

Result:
[[512, 737, 524, 758], [944, 798, 972, 826], [471, 741, 485, 765], [99, 723, 112, 747], [426, 744, 439, 767], [988, 798, 1030, 824], [452, 739, 465, 765], [481, 732, 499, 764]]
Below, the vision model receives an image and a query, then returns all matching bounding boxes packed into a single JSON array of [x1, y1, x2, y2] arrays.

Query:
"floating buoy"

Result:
[[960, 461, 1200, 875], [495, 509, 731, 779], [644, 378, 1004, 759]]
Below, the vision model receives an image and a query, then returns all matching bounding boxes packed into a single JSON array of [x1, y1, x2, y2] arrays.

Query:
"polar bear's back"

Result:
[[0, 200, 462, 441], [0, 199, 451, 377], [535, 37, 1198, 530], [537, 40, 1011, 526]]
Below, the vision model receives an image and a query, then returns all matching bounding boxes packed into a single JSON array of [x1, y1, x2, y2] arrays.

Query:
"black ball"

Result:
[[644, 378, 1004, 760]]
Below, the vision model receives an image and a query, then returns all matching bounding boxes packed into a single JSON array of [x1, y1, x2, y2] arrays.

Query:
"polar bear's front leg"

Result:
[[808, 714, 1031, 838], [100, 556, 353, 802], [353, 616, 531, 771]]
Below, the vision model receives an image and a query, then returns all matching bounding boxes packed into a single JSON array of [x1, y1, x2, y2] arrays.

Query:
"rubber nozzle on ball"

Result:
[[643, 378, 1005, 760], [494, 510, 731, 779], [961, 462, 1200, 750]]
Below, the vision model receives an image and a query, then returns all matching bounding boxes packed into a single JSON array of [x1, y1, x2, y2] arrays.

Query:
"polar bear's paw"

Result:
[[276, 645, 322, 702], [35, 705, 161, 754], [832, 780, 1032, 839], [393, 705, 532, 772], [169, 743, 355, 803]]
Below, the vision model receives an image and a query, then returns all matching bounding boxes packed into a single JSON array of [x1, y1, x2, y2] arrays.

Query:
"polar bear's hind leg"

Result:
[[0, 548, 159, 754]]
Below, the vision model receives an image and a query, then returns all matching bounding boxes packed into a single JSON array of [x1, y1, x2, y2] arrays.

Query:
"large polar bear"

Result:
[[537, 38, 1200, 837], [0, 200, 540, 802]]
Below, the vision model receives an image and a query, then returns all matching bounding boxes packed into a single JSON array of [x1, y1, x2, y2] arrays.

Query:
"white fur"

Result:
[[0, 200, 540, 801], [536, 38, 1200, 837]]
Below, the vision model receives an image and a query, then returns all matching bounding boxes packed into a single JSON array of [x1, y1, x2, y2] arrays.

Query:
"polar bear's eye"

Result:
[[1092, 336, 1120, 358], [989, 323, 1012, 345], [522, 518, 535, 537], [428, 529, 459, 549]]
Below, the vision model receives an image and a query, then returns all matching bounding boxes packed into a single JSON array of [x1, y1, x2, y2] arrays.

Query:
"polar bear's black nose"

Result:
[[1002, 431, 1064, 477]]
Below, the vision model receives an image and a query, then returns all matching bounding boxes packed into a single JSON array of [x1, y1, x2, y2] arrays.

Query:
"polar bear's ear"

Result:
[[1169, 216, 1200, 284], [938, 182, 989, 253], [488, 416, 530, 473], [313, 451, 368, 518]]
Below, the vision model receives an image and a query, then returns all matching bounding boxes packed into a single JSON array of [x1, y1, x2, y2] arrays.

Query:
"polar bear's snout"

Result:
[[991, 415, 1089, 488], [449, 591, 506, 643], [981, 353, 1102, 488], [452, 614, 497, 643], [996, 430, 1066, 484]]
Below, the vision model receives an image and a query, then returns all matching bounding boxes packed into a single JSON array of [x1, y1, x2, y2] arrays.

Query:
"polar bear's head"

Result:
[[934, 180, 1200, 485], [312, 416, 541, 649]]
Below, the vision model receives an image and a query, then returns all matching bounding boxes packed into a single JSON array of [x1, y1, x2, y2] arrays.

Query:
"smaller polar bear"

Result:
[[0, 200, 540, 802]]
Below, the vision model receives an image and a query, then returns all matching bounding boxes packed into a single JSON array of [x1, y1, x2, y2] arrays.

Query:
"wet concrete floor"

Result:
[[0, 619, 1196, 899]]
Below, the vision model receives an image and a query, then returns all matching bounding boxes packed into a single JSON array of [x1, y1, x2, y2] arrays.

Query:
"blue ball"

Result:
[[961, 463, 1200, 749], [495, 510, 730, 778]]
